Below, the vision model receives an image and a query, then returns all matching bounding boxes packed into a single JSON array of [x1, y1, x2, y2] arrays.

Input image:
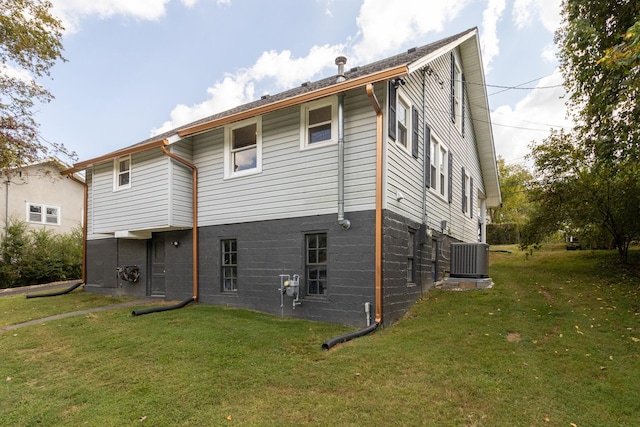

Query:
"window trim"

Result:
[[305, 232, 328, 297], [113, 155, 131, 191], [221, 239, 238, 292], [26, 202, 61, 226], [407, 229, 416, 284], [429, 132, 449, 201], [396, 93, 410, 152], [224, 116, 262, 179], [452, 51, 463, 133], [300, 97, 338, 150]]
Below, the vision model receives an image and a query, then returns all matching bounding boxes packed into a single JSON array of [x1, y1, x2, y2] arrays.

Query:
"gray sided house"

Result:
[[63, 28, 501, 327]]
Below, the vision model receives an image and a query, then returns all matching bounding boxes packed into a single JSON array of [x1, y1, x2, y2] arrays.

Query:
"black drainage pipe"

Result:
[[131, 297, 195, 317], [321, 322, 379, 351], [25, 282, 84, 299]]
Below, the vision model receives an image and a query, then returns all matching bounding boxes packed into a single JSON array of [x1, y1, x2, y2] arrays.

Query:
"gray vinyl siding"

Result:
[[168, 142, 194, 226], [385, 74, 425, 223], [386, 48, 486, 244], [194, 91, 377, 227], [88, 149, 192, 236], [92, 151, 169, 233]]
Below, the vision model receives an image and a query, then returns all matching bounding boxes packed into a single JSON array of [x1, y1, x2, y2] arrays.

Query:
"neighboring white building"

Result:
[[1, 158, 85, 235]]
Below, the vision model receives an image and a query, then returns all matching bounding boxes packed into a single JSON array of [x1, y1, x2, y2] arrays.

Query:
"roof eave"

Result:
[[61, 138, 169, 175], [177, 65, 409, 138]]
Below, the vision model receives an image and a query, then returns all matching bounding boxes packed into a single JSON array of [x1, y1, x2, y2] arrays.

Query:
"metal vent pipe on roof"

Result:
[[335, 56, 347, 83]]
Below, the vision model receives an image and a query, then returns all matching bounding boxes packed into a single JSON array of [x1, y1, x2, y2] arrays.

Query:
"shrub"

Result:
[[487, 223, 520, 245], [0, 219, 82, 288]]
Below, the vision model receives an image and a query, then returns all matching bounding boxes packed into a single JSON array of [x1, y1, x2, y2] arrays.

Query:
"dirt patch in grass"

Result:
[[506, 332, 521, 343]]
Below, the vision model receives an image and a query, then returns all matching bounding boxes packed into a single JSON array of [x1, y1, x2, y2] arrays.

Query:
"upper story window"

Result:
[[27, 202, 60, 225], [463, 168, 470, 215], [430, 133, 449, 200], [114, 155, 131, 191], [225, 117, 262, 178], [397, 96, 409, 149], [301, 98, 337, 149], [388, 80, 419, 158], [451, 52, 464, 134]]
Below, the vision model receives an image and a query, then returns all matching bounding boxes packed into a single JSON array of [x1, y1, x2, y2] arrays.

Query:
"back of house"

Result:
[[64, 27, 500, 327]]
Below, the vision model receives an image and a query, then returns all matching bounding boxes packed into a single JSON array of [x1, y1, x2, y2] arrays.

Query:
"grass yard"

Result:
[[1, 245, 639, 426]]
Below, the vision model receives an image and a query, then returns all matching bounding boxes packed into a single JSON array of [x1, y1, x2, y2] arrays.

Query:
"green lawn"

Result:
[[1, 245, 639, 426]]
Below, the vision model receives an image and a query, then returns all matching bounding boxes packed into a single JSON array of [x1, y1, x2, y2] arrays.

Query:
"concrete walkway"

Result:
[[0, 282, 156, 334], [0, 300, 152, 333]]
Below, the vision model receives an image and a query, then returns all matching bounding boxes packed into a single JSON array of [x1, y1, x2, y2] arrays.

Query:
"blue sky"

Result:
[[35, 0, 571, 166]]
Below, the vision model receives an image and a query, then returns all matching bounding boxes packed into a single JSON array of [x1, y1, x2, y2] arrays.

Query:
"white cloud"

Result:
[[151, 43, 344, 135], [512, 0, 561, 33], [491, 71, 571, 165], [352, 0, 472, 63], [480, 0, 506, 73], [0, 64, 33, 83], [51, 0, 200, 33]]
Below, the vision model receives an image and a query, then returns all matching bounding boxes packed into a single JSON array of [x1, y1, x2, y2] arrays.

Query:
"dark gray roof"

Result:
[[143, 27, 476, 144]]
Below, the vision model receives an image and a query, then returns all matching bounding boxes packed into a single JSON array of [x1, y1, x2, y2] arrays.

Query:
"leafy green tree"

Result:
[[523, 1, 640, 263], [488, 157, 533, 225], [0, 0, 72, 172], [557, 0, 640, 167], [525, 129, 640, 263]]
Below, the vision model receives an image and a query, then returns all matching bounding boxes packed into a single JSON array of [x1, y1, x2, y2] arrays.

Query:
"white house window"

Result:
[[114, 155, 131, 191], [451, 52, 463, 133], [301, 98, 337, 149], [225, 117, 262, 178], [429, 133, 449, 199], [463, 169, 470, 214], [397, 96, 409, 149], [27, 203, 60, 225]]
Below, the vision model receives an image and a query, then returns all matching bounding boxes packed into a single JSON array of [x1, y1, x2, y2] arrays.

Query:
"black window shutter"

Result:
[[461, 73, 466, 137], [469, 176, 474, 218], [448, 150, 453, 204], [411, 106, 419, 158], [388, 80, 397, 140], [424, 124, 431, 188], [450, 53, 455, 123], [461, 167, 466, 213]]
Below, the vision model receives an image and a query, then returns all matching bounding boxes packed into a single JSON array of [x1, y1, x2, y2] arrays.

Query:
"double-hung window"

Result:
[[429, 133, 449, 200], [451, 51, 464, 134], [306, 233, 327, 296], [221, 239, 238, 292], [225, 117, 262, 178], [397, 97, 409, 149], [114, 155, 131, 191], [301, 98, 337, 149], [27, 203, 60, 225]]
